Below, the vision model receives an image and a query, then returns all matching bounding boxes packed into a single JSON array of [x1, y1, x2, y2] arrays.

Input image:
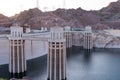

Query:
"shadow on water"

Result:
[[83, 49, 92, 64], [0, 55, 47, 79], [0, 64, 10, 79], [67, 47, 92, 64], [27, 55, 47, 78], [67, 46, 82, 57]]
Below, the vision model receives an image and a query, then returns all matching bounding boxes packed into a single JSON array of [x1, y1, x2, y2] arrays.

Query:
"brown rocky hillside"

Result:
[[1, 0, 120, 30], [0, 14, 13, 27]]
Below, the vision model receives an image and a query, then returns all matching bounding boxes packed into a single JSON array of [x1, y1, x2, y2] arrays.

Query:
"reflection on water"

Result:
[[27, 55, 47, 80], [0, 64, 9, 78], [83, 50, 92, 65], [1, 48, 120, 80]]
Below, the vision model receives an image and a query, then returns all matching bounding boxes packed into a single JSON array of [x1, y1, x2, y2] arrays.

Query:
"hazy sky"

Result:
[[0, 0, 118, 16]]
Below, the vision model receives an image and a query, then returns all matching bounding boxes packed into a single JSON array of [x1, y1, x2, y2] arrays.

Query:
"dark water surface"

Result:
[[1, 48, 120, 80]]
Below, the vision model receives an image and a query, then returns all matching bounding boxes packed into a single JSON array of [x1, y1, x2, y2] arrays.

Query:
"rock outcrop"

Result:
[[0, 14, 13, 27], [1, 0, 120, 30]]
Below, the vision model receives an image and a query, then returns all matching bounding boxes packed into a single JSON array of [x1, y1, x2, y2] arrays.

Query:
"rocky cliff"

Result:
[[1, 0, 120, 29], [0, 14, 13, 27]]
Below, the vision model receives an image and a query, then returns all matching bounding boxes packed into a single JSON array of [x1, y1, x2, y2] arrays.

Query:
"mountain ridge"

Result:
[[0, 0, 120, 29]]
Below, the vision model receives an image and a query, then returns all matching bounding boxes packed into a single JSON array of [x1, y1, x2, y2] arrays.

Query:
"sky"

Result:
[[0, 0, 118, 17]]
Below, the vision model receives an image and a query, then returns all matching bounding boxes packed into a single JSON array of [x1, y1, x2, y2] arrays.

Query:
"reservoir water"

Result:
[[1, 48, 120, 80]]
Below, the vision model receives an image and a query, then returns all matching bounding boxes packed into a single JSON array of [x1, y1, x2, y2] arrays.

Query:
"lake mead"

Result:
[[1, 48, 120, 80]]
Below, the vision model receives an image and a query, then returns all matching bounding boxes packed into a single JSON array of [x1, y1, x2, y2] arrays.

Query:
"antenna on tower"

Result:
[[36, 0, 39, 9]]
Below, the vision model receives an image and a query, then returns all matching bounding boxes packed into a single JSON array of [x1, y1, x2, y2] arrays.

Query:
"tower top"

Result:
[[50, 27, 64, 32], [12, 23, 19, 27], [85, 25, 92, 33], [10, 24, 23, 38], [64, 26, 71, 31], [49, 27, 65, 41]]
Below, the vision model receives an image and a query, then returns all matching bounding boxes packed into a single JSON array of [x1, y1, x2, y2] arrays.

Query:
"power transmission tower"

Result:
[[36, 0, 39, 9], [63, 0, 66, 8]]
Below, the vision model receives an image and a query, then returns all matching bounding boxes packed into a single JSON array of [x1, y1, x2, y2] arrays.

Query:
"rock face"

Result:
[[27, 12, 66, 29], [0, 14, 13, 27], [101, 1, 120, 13], [15, 8, 42, 27], [1, 0, 120, 29]]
